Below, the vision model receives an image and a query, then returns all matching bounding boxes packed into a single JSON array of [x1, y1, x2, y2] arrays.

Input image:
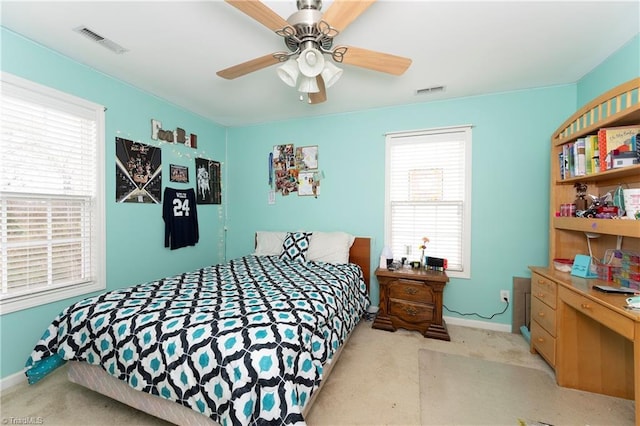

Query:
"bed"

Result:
[[25, 232, 371, 426]]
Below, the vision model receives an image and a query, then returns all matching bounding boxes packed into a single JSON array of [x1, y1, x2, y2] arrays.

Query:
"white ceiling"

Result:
[[1, 1, 638, 127]]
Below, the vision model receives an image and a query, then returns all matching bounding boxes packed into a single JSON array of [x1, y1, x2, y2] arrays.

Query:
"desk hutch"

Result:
[[530, 78, 640, 425]]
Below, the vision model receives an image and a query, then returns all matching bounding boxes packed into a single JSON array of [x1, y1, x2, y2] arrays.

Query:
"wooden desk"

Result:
[[530, 267, 640, 426]]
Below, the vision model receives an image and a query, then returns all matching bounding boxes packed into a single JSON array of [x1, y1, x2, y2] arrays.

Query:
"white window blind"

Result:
[[0, 72, 105, 314], [385, 126, 472, 278]]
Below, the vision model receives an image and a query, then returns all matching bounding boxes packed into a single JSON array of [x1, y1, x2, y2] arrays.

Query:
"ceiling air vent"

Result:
[[416, 85, 445, 96], [73, 26, 128, 54]]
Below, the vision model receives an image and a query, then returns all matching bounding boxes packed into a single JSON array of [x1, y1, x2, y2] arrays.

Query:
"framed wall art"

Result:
[[195, 157, 221, 204], [170, 164, 189, 183], [115, 137, 162, 203]]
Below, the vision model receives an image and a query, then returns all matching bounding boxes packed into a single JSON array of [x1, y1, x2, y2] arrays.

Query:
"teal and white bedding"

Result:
[[25, 255, 369, 425]]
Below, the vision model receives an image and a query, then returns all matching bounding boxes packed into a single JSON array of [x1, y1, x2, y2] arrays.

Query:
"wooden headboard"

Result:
[[349, 237, 371, 293]]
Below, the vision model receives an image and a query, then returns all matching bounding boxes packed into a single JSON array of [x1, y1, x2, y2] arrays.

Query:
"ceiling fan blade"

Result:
[[322, 0, 376, 32], [225, 0, 289, 31], [309, 76, 327, 104], [341, 46, 412, 76], [216, 53, 280, 80]]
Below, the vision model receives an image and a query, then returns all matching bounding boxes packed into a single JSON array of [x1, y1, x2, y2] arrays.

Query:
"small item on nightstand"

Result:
[[410, 261, 421, 269]]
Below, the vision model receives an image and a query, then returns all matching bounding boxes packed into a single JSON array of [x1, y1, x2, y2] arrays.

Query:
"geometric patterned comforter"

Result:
[[25, 255, 369, 425]]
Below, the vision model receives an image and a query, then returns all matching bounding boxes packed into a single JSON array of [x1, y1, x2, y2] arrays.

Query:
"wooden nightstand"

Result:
[[373, 267, 450, 340]]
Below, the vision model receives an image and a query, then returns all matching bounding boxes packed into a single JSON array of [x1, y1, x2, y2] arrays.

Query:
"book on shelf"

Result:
[[598, 125, 640, 172], [562, 143, 571, 178], [558, 152, 564, 180], [575, 137, 586, 176], [584, 134, 598, 175]]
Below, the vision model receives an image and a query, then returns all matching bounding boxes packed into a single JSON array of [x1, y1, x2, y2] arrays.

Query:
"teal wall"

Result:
[[1, 25, 638, 380], [225, 87, 574, 321], [0, 29, 227, 379], [577, 34, 640, 108]]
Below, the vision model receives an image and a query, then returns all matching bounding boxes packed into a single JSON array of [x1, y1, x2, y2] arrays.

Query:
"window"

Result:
[[0, 72, 105, 314], [385, 125, 472, 278]]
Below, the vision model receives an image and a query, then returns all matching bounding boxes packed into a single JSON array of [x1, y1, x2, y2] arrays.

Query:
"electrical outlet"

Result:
[[500, 290, 510, 303]]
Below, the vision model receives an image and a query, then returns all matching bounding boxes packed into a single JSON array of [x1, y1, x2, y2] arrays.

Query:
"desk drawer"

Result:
[[559, 287, 634, 341], [531, 320, 555, 367], [531, 296, 556, 336], [531, 273, 557, 309]]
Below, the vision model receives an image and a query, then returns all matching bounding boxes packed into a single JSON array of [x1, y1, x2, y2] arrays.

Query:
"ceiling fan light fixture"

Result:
[[321, 61, 343, 88], [277, 59, 300, 87], [297, 47, 325, 77], [298, 76, 320, 93]]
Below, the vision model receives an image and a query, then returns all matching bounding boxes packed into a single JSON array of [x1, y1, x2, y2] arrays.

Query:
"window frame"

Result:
[[0, 72, 106, 314], [384, 125, 472, 279]]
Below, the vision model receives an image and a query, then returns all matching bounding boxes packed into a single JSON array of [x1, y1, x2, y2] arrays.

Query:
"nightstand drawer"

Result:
[[389, 279, 434, 303], [389, 299, 434, 324], [531, 320, 556, 366], [531, 272, 557, 309], [531, 295, 556, 336]]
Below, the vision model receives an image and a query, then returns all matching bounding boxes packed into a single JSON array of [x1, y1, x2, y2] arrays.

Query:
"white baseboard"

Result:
[[444, 315, 511, 333], [1, 369, 26, 392]]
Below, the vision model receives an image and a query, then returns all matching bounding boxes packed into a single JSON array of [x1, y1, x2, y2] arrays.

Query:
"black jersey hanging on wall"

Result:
[[195, 157, 221, 204], [163, 187, 199, 250], [115, 137, 162, 203]]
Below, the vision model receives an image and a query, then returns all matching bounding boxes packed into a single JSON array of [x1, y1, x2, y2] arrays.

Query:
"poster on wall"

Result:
[[115, 137, 162, 203], [295, 145, 318, 170], [273, 144, 298, 195], [195, 157, 221, 204], [297, 171, 316, 196]]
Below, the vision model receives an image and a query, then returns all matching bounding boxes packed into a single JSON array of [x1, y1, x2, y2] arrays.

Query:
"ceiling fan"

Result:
[[216, 0, 412, 104]]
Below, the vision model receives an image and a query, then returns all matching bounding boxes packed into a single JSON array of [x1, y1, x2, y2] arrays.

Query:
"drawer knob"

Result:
[[538, 312, 545, 317], [405, 287, 418, 295], [537, 279, 545, 284], [405, 307, 418, 316], [537, 337, 544, 343], [537, 293, 545, 298], [580, 303, 591, 310]]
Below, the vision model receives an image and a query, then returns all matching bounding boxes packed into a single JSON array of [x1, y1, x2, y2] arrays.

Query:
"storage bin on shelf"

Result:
[[596, 261, 621, 281], [609, 250, 640, 289]]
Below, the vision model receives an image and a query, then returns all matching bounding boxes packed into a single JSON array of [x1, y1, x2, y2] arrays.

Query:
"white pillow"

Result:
[[306, 232, 356, 264], [254, 231, 287, 255]]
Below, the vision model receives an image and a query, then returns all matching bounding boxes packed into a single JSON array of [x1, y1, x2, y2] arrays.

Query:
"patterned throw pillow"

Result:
[[279, 232, 313, 263]]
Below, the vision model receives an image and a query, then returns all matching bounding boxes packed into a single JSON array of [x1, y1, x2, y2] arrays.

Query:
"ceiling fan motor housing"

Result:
[[297, 0, 322, 11], [285, 7, 333, 53]]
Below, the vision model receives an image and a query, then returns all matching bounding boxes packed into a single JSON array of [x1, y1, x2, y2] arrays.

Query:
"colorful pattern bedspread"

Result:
[[25, 255, 369, 425]]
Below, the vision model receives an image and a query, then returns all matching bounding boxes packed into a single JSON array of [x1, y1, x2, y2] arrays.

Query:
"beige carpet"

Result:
[[418, 349, 635, 426], [2, 322, 635, 425]]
